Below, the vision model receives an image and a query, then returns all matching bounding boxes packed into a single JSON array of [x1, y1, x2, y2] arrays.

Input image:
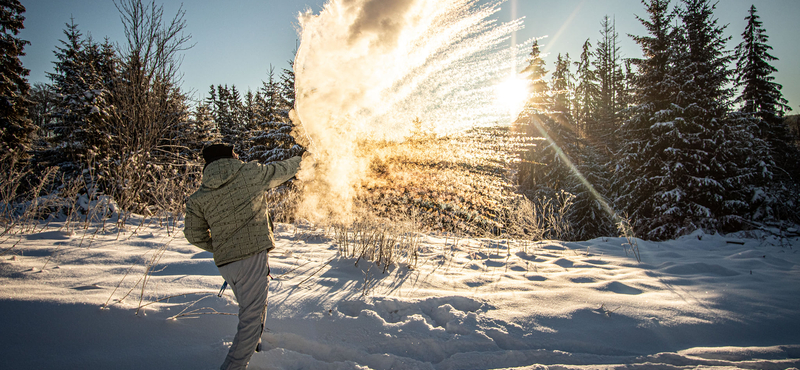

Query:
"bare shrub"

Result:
[[266, 184, 301, 224], [616, 212, 641, 262], [0, 154, 60, 238], [332, 213, 421, 273], [499, 195, 546, 241]]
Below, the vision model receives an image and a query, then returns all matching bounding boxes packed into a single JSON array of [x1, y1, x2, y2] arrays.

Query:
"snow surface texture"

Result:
[[1, 220, 799, 370]]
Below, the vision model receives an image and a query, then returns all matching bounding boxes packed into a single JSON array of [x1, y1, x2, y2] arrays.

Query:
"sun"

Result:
[[493, 75, 529, 120]]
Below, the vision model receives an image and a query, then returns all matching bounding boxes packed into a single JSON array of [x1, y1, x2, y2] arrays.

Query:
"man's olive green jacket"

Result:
[[184, 156, 301, 266]]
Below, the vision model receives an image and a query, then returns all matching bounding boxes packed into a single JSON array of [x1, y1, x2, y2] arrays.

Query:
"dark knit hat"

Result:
[[202, 144, 235, 165]]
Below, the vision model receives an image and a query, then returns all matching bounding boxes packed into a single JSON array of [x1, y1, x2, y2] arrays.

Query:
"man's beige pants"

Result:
[[217, 250, 269, 370]]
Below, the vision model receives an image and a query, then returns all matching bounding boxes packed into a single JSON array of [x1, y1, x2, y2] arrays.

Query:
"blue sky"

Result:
[[18, 0, 800, 111]]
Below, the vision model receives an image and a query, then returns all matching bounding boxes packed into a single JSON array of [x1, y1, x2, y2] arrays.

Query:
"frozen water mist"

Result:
[[291, 0, 530, 223]]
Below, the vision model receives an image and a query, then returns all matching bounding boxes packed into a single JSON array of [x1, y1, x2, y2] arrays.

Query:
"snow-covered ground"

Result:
[[1, 219, 799, 370]]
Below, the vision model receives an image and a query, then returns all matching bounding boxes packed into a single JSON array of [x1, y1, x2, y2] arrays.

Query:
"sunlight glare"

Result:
[[494, 76, 529, 120]]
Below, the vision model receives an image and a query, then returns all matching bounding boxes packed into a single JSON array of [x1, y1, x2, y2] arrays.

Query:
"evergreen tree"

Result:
[[279, 60, 295, 111], [615, 0, 684, 239], [550, 53, 573, 127], [27, 83, 56, 134], [242, 89, 261, 132], [228, 84, 244, 130], [45, 21, 116, 173], [211, 84, 240, 145], [517, 43, 588, 240], [520, 39, 550, 116], [617, 59, 637, 120], [734, 5, 791, 122], [247, 66, 303, 163], [733, 4, 799, 222], [734, 5, 797, 176], [517, 39, 551, 193], [258, 66, 282, 123], [617, 0, 763, 239], [569, 145, 616, 239], [593, 15, 623, 148], [551, 52, 616, 239], [0, 0, 33, 164], [193, 101, 219, 147], [671, 0, 751, 232], [573, 39, 599, 139]]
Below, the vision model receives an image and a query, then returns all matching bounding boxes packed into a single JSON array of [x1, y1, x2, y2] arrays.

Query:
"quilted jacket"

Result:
[[184, 156, 302, 266]]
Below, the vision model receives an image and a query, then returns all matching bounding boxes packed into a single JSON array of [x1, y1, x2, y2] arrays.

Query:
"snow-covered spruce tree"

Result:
[[227, 85, 245, 137], [573, 39, 598, 139], [192, 101, 219, 147], [256, 66, 282, 123], [734, 4, 799, 223], [516, 43, 592, 239], [570, 144, 616, 239], [521, 39, 550, 116], [0, 0, 34, 165], [615, 0, 683, 239], [517, 39, 551, 193], [243, 90, 262, 132], [617, 0, 761, 239], [172, 101, 218, 165], [210, 84, 249, 146], [672, 0, 768, 232], [593, 15, 626, 152], [27, 83, 56, 133], [44, 21, 116, 176], [550, 52, 613, 239], [550, 53, 573, 126], [279, 59, 296, 110], [247, 65, 303, 163]]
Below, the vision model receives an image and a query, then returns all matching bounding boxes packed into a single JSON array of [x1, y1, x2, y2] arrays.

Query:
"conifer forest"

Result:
[[2, 0, 799, 242]]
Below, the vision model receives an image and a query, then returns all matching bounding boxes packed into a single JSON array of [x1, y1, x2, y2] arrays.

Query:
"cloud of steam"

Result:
[[347, 0, 417, 49], [291, 0, 527, 224]]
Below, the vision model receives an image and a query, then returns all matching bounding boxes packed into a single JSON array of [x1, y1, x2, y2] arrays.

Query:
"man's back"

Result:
[[184, 156, 301, 266]]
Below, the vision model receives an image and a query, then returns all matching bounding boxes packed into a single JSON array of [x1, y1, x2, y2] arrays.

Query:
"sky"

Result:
[[18, 0, 800, 111]]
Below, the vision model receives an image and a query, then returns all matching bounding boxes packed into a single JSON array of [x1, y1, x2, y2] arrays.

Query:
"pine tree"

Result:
[[617, 0, 764, 239], [516, 43, 587, 239], [247, 66, 303, 163], [517, 39, 551, 192], [734, 5, 797, 175], [279, 60, 295, 112], [551, 52, 616, 239], [570, 145, 615, 239], [573, 39, 599, 139], [44, 21, 117, 175], [593, 15, 623, 148], [192, 101, 219, 148], [733, 4, 799, 222], [257, 66, 283, 123], [615, 0, 684, 239], [550, 53, 573, 126], [520, 39, 550, 116], [243, 89, 260, 132], [671, 0, 752, 232], [28, 83, 56, 134], [212, 84, 240, 145], [0, 0, 33, 164], [228, 84, 244, 131]]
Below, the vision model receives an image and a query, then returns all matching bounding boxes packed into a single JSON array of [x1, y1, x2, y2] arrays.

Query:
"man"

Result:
[[184, 143, 302, 370]]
